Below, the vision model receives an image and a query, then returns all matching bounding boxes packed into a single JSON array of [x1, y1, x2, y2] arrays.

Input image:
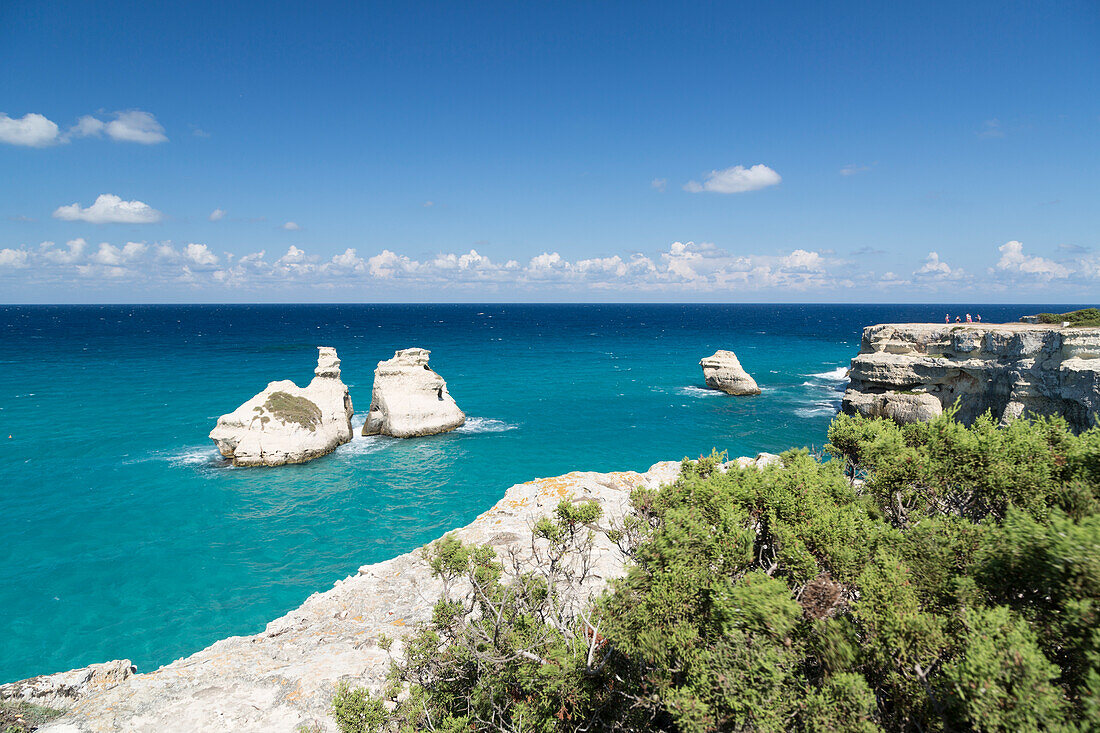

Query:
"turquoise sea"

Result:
[[0, 303, 1078, 682]]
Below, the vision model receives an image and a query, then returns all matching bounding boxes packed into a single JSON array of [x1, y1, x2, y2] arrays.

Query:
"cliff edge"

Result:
[[33, 461, 683, 732], [842, 323, 1100, 430]]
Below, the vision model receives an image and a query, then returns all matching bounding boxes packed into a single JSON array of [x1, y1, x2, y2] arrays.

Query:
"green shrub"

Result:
[[1034, 307, 1100, 327], [335, 414, 1100, 731]]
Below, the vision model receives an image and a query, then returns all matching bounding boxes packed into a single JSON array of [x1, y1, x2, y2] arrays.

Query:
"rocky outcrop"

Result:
[[210, 347, 354, 466], [29, 452, 790, 732], [361, 348, 465, 437], [700, 350, 761, 395], [36, 461, 682, 732], [0, 660, 134, 713], [843, 323, 1100, 430]]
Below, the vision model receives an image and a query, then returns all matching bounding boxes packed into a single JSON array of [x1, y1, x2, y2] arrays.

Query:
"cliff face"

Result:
[[843, 323, 1100, 431]]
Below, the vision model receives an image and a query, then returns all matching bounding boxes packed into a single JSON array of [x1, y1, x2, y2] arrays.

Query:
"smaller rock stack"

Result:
[[700, 350, 761, 395], [362, 348, 466, 437]]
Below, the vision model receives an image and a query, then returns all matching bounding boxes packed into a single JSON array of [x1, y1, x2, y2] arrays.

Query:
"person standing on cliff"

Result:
[[945, 314, 950, 323], [967, 313, 972, 322]]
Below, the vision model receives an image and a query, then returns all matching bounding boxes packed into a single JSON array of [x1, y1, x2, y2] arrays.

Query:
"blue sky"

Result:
[[1, 0, 1098, 302]]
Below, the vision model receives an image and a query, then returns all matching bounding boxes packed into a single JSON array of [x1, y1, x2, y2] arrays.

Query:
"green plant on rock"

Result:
[[334, 412, 1100, 732], [263, 391, 322, 432]]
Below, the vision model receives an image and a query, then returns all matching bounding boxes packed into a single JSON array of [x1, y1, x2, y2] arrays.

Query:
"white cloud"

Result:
[[995, 240, 1072, 280], [979, 119, 1005, 139], [781, 249, 825, 271], [209, 208, 226, 222], [70, 110, 168, 144], [684, 164, 781, 194], [326, 248, 367, 273], [0, 248, 30, 267], [53, 194, 163, 224], [2, 109, 167, 148], [651, 178, 667, 192], [0, 113, 61, 147], [184, 243, 219, 267], [39, 238, 87, 264], [840, 164, 870, 176], [423, 201, 435, 208], [92, 241, 147, 266], [70, 115, 106, 138], [282, 221, 300, 231], [915, 251, 955, 278], [7, 236, 1096, 297], [368, 249, 418, 279]]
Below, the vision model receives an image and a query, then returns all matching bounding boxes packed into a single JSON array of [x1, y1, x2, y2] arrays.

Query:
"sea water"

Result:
[[0, 303, 1076, 681]]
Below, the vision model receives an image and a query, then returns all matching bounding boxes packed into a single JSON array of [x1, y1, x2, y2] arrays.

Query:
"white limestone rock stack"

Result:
[[209, 347, 354, 466], [843, 323, 1100, 430], [361, 348, 466, 437], [700, 350, 761, 395]]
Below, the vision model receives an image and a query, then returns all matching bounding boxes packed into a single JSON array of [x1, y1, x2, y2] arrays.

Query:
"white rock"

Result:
[[842, 323, 1100, 430], [0, 659, 134, 711], [209, 347, 354, 466], [699, 350, 761, 395], [37, 461, 683, 732], [361, 348, 465, 438]]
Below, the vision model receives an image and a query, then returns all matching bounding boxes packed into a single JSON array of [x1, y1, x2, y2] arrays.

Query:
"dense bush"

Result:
[[334, 411, 1100, 732], [1034, 308, 1100, 327]]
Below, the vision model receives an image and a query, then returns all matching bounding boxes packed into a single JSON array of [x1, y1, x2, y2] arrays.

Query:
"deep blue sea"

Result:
[[0, 303, 1081, 682]]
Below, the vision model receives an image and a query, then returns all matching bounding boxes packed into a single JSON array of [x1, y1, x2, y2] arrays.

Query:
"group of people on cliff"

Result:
[[945, 313, 981, 323]]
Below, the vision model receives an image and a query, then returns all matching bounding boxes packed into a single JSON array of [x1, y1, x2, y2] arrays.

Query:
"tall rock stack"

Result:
[[209, 346, 355, 466]]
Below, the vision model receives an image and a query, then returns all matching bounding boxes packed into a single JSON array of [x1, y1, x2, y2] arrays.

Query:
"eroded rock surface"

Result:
[[361, 348, 465, 437], [209, 347, 354, 466], [39, 461, 682, 732], [700, 350, 761, 395], [843, 323, 1100, 430], [0, 660, 134, 713]]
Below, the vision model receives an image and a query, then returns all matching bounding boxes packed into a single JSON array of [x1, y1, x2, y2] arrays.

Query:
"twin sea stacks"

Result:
[[210, 347, 465, 466]]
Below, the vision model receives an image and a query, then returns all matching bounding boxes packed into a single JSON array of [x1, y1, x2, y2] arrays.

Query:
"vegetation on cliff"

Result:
[[335, 410, 1100, 732], [1033, 308, 1100, 327]]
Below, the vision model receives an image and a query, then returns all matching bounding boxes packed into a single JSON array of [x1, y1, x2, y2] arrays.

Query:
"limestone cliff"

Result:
[[209, 347, 354, 466], [842, 323, 1100, 430]]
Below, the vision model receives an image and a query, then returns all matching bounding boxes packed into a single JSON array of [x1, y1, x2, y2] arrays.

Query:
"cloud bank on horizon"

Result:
[[1, 236, 1095, 301]]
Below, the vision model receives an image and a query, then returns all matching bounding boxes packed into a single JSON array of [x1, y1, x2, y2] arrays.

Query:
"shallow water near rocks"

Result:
[[0, 303, 1075, 681]]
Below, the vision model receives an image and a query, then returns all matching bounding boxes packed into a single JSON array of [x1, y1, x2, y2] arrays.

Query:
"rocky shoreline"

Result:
[[6, 460, 710, 732], [842, 322, 1100, 430]]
